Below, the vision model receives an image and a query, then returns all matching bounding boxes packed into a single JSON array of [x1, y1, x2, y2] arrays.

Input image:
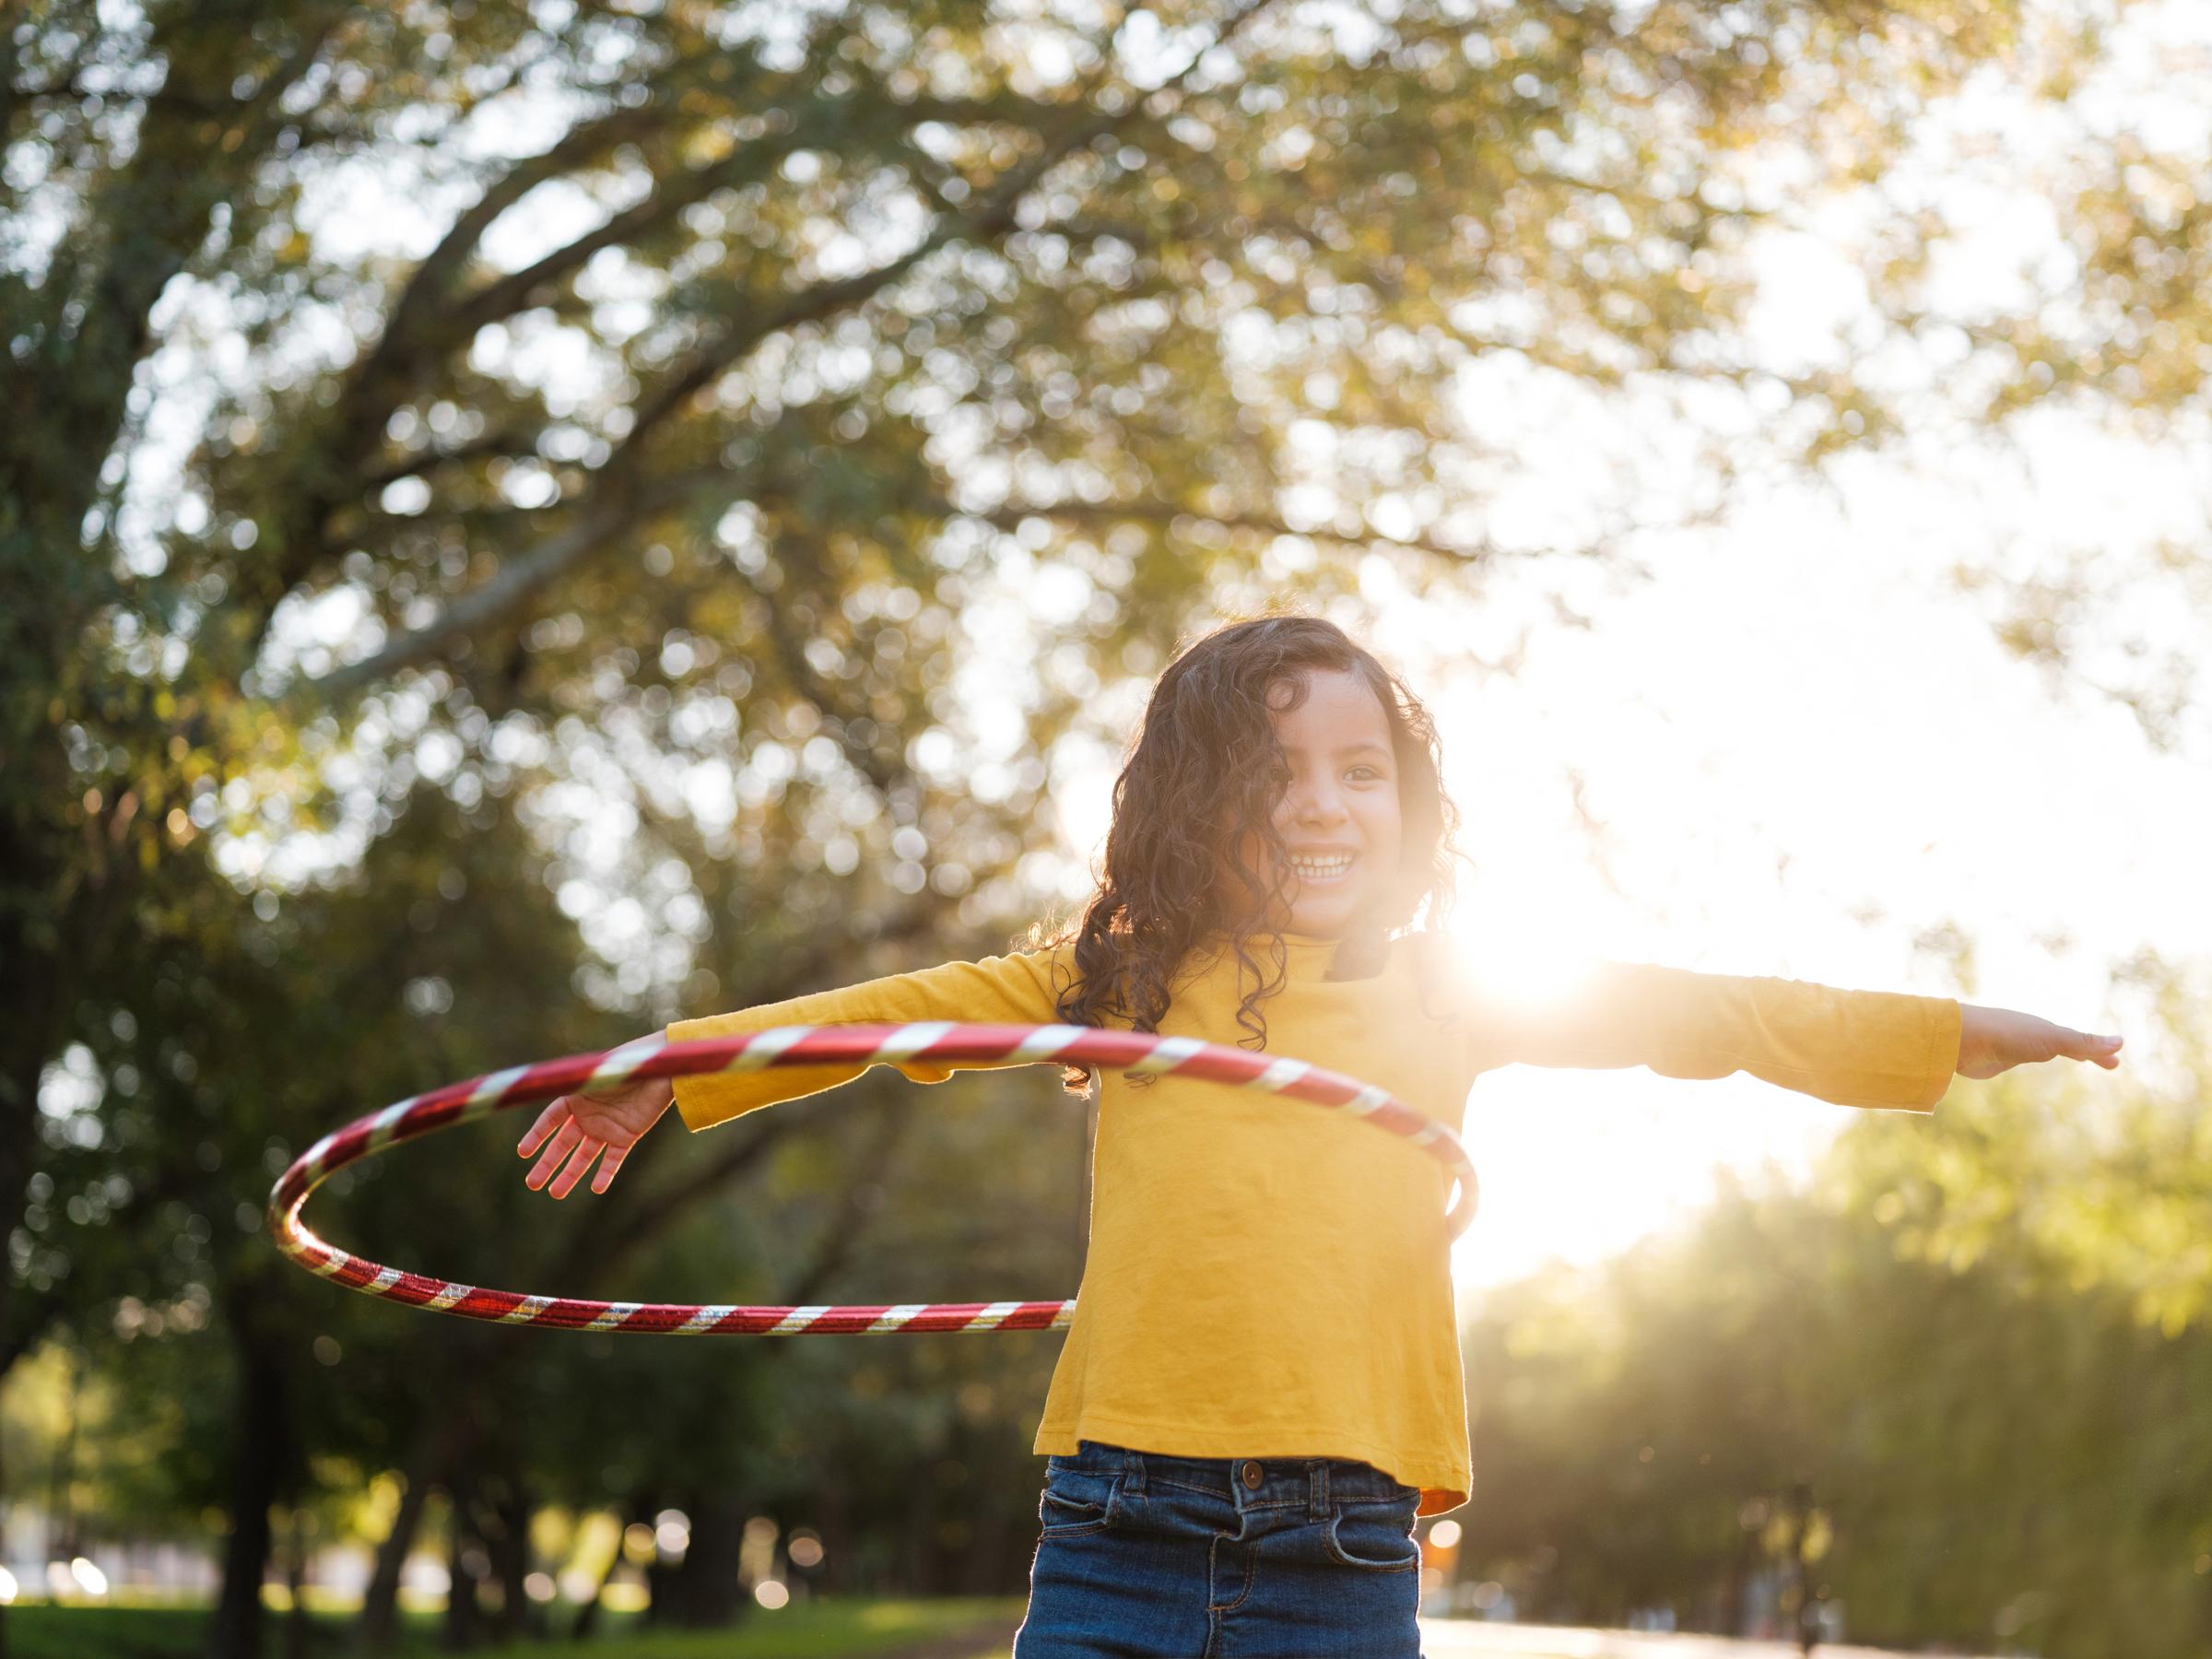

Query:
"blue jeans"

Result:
[[1013, 1440, 1425, 1657]]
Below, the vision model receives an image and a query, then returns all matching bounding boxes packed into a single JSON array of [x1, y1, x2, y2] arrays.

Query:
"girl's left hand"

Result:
[[1956, 1003, 2124, 1080]]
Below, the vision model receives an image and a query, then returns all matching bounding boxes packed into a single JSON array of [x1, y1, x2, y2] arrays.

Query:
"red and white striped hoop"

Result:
[[269, 1023, 1478, 1335]]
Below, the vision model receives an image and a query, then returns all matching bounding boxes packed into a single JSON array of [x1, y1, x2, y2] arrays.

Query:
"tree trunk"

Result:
[[485, 1474, 536, 1643], [567, 1500, 632, 1643], [0, 1422, 8, 1659], [816, 1486, 852, 1595], [284, 1507, 313, 1659], [657, 1493, 751, 1629], [356, 1480, 425, 1651], [47, 1346, 81, 1558], [441, 1473, 483, 1652], [206, 1312, 292, 1659], [1778, 1480, 1809, 1651], [957, 1452, 1013, 1597], [1719, 1501, 1756, 1636], [0, 983, 62, 1659], [906, 1462, 937, 1596], [357, 1409, 480, 1650]]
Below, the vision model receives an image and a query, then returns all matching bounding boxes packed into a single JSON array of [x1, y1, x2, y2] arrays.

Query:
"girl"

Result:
[[514, 613, 2124, 1658]]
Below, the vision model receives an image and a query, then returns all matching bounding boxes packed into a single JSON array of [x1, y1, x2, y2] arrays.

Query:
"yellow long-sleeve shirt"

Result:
[[666, 930, 1960, 1517]]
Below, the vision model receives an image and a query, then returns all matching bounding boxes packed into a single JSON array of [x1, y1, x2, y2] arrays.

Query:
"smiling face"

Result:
[[1223, 666, 1406, 939]]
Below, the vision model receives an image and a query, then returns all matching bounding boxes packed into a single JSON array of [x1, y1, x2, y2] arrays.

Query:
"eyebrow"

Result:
[[1285, 742, 1391, 759]]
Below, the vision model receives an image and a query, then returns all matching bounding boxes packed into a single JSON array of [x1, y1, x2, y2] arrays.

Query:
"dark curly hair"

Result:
[[1020, 609, 1473, 1094]]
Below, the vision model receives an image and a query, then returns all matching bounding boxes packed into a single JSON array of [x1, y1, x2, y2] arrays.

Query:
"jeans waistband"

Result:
[[1048, 1439, 1415, 1509]]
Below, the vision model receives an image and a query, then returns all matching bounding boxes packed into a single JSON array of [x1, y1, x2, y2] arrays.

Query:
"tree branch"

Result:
[[621, 0, 1276, 455], [49, 9, 348, 500], [359, 426, 545, 494], [295, 463, 752, 705], [365, 96, 687, 388], [442, 128, 804, 340], [457, 79, 1072, 342], [234, 73, 735, 655], [741, 530, 919, 801], [949, 494, 1535, 569]]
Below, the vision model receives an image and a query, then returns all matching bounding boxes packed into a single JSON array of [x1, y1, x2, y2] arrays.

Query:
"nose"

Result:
[[1287, 776, 1347, 827]]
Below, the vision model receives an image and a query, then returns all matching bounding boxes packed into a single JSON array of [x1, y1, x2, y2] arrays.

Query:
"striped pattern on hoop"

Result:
[[269, 1022, 1478, 1336]]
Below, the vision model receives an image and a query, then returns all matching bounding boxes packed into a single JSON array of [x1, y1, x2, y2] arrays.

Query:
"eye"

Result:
[[1348, 765, 1383, 781]]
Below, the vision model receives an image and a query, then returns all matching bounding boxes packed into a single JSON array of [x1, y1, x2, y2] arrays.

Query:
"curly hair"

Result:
[[1020, 609, 1473, 1094]]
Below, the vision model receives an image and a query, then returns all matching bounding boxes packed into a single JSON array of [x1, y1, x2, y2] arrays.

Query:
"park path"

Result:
[[1419, 1620, 2005, 1659], [877, 1612, 1025, 1658], [880, 1613, 2011, 1659]]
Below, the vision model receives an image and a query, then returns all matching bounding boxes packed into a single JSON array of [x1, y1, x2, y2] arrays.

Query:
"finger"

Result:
[[525, 1121, 584, 1190], [518, 1100, 571, 1159], [549, 1136, 606, 1200], [2075, 1034, 2123, 1070], [591, 1141, 632, 1194], [542, 1130, 594, 1198]]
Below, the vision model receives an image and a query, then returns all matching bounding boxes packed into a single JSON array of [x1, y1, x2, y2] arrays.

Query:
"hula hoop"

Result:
[[268, 1023, 1478, 1335]]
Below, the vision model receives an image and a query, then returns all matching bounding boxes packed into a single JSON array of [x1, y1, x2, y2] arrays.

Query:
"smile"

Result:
[[1286, 853, 1356, 884]]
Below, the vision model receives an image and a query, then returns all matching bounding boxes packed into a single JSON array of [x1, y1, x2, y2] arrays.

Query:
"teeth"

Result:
[[1288, 854, 1353, 877]]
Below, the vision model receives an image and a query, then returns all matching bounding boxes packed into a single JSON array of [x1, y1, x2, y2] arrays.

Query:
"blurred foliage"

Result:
[[2, 1, 2205, 1655], [1457, 956, 2212, 1656]]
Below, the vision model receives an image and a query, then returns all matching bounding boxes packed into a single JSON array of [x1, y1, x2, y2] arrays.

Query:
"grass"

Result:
[[0, 1594, 1027, 1659]]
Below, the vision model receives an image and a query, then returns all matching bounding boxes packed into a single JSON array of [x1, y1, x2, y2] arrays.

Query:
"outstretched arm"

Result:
[[659, 945, 1077, 1132], [1463, 960, 1963, 1112], [516, 945, 1077, 1200], [1461, 959, 2124, 1111]]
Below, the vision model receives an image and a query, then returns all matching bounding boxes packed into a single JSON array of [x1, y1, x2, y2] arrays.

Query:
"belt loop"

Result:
[[1119, 1444, 1145, 1497], [1309, 1461, 1329, 1521]]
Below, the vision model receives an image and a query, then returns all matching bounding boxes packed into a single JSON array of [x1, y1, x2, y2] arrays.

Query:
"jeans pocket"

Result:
[[1324, 1495, 1420, 1572], [1038, 1465, 1120, 1539]]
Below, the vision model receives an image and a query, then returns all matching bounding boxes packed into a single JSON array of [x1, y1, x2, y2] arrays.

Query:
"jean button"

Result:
[[1240, 1460, 1264, 1489]]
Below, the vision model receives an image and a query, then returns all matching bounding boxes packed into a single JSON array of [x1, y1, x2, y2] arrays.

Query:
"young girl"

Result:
[[514, 613, 2124, 1657]]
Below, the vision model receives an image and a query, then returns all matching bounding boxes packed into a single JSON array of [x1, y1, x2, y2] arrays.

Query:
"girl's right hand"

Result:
[[517, 1054, 675, 1198]]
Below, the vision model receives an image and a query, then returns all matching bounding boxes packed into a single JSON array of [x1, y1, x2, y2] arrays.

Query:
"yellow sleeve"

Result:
[[665, 944, 1078, 1132], [1463, 959, 1961, 1112]]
